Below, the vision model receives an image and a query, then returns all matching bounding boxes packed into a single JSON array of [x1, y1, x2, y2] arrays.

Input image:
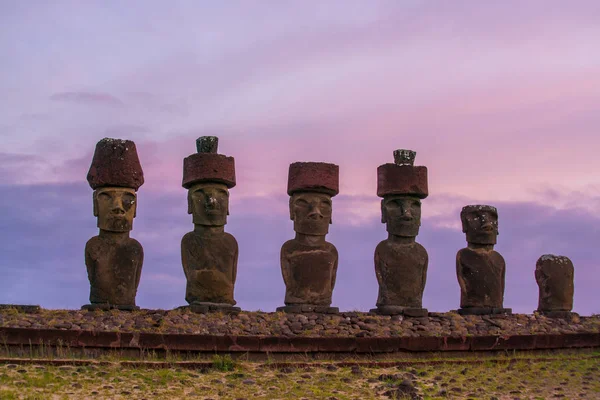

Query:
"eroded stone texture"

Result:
[[456, 205, 511, 315], [279, 162, 339, 313], [372, 150, 429, 317], [84, 138, 144, 311], [181, 137, 240, 314], [535, 254, 575, 316]]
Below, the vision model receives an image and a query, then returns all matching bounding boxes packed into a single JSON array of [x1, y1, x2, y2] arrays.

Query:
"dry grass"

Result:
[[0, 352, 598, 399]]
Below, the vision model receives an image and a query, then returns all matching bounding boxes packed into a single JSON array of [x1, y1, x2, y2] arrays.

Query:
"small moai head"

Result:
[[287, 162, 339, 236], [87, 138, 144, 232], [461, 205, 499, 245], [182, 136, 236, 227], [535, 254, 575, 312], [377, 150, 428, 237]]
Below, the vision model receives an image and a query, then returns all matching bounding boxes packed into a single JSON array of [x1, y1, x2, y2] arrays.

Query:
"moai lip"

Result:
[[280, 162, 340, 313], [535, 254, 575, 318], [180, 137, 239, 311], [372, 150, 429, 316], [83, 138, 144, 311], [456, 204, 509, 315]]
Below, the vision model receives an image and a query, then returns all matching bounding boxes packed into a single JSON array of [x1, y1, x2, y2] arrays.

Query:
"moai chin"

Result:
[[535, 254, 576, 318], [370, 150, 429, 317], [180, 136, 240, 314], [456, 205, 511, 315], [277, 162, 340, 314], [83, 138, 145, 311]]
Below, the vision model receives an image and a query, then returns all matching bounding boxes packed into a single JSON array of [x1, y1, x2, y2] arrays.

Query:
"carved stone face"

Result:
[[381, 195, 421, 237], [188, 182, 229, 226], [290, 192, 332, 235], [461, 209, 499, 245], [93, 187, 137, 232]]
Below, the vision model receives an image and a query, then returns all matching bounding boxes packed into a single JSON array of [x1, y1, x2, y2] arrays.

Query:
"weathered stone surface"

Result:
[[85, 235, 143, 308], [457, 307, 511, 316], [370, 306, 428, 317], [182, 153, 236, 189], [1, 309, 598, 338], [181, 138, 238, 309], [376, 165, 428, 198], [277, 305, 339, 314], [537, 310, 578, 319], [457, 205, 507, 313], [87, 138, 144, 190], [84, 138, 144, 310], [179, 303, 241, 315], [535, 254, 574, 313], [373, 151, 429, 316], [287, 162, 339, 196], [281, 162, 339, 311]]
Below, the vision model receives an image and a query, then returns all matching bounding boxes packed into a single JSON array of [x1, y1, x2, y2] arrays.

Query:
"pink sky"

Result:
[[1, 1, 599, 312]]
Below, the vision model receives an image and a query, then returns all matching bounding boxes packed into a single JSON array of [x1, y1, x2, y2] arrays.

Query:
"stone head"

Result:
[[93, 187, 137, 232], [461, 205, 499, 245], [290, 191, 333, 235], [188, 182, 229, 226], [381, 195, 421, 237]]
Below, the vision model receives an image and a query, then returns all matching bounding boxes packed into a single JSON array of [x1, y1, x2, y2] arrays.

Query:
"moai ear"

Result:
[[381, 199, 387, 224], [289, 196, 294, 221], [460, 214, 468, 233], [133, 193, 137, 218], [187, 191, 193, 215], [93, 191, 99, 217]]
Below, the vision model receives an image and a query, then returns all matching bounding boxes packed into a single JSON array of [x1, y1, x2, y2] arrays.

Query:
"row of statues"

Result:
[[83, 137, 576, 318]]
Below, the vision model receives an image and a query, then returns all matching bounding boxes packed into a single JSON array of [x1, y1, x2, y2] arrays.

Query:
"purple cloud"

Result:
[[49, 92, 123, 107]]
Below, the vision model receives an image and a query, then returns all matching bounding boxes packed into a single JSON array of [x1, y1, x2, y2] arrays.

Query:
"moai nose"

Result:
[[112, 197, 125, 214], [308, 205, 324, 219]]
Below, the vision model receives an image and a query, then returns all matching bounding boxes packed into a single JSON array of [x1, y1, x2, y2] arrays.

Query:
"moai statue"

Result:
[[456, 205, 511, 315], [180, 136, 240, 314], [83, 138, 144, 311], [277, 162, 339, 313], [370, 150, 429, 317], [535, 254, 576, 318]]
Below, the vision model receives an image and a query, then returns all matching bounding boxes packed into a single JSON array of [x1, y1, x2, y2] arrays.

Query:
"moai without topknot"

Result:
[[278, 162, 340, 313], [180, 137, 240, 314], [535, 254, 576, 318], [84, 138, 144, 311], [371, 150, 429, 317], [456, 205, 511, 315]]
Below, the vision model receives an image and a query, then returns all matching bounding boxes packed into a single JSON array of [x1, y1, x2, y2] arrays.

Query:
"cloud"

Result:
[[0, 182, 598, 314], [49, 91, 123, 107]]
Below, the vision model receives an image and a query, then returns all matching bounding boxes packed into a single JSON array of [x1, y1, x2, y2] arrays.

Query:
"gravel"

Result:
[[0, 309, 598, 338]]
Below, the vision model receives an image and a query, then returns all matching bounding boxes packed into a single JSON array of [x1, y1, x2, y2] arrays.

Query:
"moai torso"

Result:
[[456, 205, 506, 309], [85, 236, 143, 306], [535, 254, 574, 312], [281, 239, 338, 305], [375, 240, 427, 308], [182, 230, 238, 305], [456, 247, 505, 308]]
